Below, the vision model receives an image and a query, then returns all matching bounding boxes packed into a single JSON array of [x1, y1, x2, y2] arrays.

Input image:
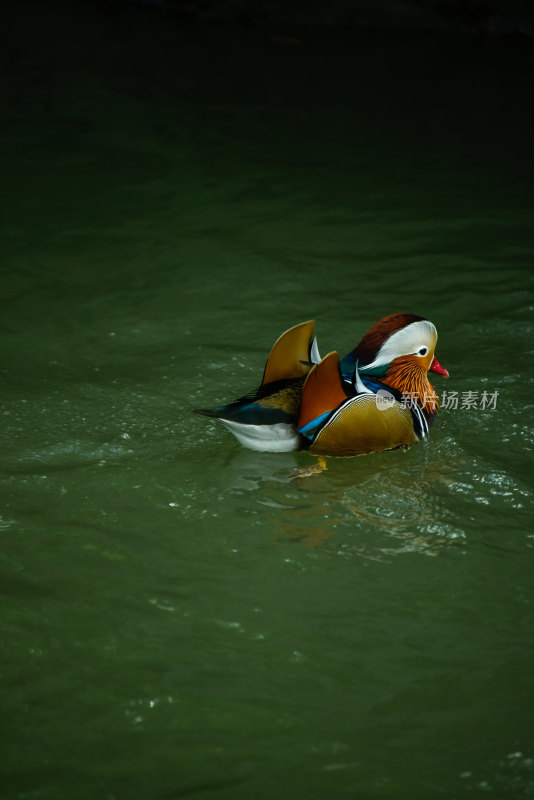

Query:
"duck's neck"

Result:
[[384, 357, 439, 417]]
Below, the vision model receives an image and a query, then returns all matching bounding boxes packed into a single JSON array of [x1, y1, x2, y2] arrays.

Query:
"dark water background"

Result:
[[2, 3, 534, 799]]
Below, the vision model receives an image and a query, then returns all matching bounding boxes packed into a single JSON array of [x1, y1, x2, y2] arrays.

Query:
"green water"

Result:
[[2, 5, 534, 799]]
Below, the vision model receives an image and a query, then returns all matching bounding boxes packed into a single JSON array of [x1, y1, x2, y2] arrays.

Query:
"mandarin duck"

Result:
[[195, 314, 448, 457]]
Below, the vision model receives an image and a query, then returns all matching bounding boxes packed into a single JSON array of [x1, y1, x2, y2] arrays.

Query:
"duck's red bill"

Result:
[[430, 355, 449, 377]]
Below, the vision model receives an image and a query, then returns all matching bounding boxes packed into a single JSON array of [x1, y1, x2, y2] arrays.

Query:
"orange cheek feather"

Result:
[[384, 355, 439, 414]]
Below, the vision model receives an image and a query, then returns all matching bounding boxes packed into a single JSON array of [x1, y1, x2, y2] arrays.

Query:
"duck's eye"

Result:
[[417, 347, 428, 356]]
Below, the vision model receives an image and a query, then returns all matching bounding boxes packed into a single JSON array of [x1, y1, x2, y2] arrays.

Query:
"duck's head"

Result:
[[355, 314, 448, 377], [351, 313, 449, 414]]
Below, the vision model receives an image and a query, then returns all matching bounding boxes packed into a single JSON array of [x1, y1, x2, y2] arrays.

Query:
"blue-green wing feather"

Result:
[[195, 377, 304, 426]]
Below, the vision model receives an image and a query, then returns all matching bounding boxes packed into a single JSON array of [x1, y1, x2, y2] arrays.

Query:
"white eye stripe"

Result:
[[361, 320, 437, 371]]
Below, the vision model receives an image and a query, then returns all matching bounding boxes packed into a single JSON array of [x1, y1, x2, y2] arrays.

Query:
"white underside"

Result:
[[219, 419, 300, 452]]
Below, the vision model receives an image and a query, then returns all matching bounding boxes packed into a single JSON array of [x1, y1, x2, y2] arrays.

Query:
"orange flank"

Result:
[[298, 352, 348, 430]]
